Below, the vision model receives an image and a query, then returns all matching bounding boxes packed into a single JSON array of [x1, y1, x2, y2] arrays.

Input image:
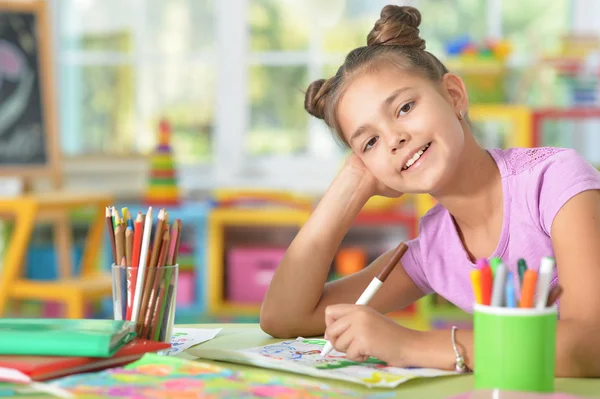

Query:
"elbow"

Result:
[[260, 299, 310, 338], [555, 348, 600, 378], [259, 306, 298, 339], [555, 352, 593, 378], [555, 320, 600, 378]]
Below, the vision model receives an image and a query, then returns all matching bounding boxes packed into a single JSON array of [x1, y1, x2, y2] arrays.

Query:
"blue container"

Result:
[[26, 245, 83, 280]]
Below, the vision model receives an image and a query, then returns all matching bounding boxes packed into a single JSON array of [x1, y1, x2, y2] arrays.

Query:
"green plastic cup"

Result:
[[474, 304, 557, 393]]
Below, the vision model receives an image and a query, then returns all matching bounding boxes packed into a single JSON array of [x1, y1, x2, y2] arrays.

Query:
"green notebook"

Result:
[[0, 319, 136, 358]]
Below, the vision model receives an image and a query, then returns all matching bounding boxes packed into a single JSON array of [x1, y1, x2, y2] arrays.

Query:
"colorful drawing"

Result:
[[316, 357, 386, 370], [193, 338, 459, 388], [50, 353, 392, 399], [166, 328, 221, 356]]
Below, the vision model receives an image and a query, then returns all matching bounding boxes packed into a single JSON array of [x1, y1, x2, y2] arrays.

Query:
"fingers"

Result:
[[346, 345, 369, 362], [331, 324, 354, 353], [324, 315, 351, 343], [325, 304, 360, 327]]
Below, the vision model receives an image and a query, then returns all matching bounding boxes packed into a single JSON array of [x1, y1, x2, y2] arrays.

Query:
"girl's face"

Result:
[[337, 66, 468, 194]]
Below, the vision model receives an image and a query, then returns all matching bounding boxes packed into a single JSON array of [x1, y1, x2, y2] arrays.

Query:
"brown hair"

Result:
[[304, 5, 449, 146]]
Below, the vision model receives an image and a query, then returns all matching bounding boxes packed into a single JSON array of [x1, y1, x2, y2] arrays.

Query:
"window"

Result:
[[53, 0, 577, 193], [57, 0, 215, 163]]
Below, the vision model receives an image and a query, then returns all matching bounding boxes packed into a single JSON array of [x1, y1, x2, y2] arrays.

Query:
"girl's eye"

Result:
[[363, 137, 378, 152], [397, 101, 415, 117]]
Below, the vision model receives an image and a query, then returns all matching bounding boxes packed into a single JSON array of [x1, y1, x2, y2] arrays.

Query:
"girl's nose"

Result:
[[388, 133, 409, 154]]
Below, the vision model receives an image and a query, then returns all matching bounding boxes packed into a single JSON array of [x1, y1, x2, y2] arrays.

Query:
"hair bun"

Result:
[[304, 78, 334, 120], [367, 5, 425, 50]]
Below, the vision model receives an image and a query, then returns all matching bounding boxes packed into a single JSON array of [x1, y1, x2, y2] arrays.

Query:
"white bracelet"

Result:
[[451, 326, 469, 373]]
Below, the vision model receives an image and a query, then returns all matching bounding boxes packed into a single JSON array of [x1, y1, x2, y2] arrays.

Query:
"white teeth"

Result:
[[402, 143, 430, 171]]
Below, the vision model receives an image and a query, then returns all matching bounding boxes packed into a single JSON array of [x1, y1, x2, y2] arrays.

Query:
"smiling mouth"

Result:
[[401, 142, 431, 171]]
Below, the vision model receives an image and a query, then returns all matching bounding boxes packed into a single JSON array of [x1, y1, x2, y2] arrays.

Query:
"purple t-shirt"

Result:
[[402, 147, 600, 313]]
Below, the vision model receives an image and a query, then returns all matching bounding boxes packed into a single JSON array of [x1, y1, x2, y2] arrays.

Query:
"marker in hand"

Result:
[[320, 241, 409, 357]]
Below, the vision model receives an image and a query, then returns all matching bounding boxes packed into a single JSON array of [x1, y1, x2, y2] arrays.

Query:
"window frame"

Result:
[[54, 0, 578, 194]]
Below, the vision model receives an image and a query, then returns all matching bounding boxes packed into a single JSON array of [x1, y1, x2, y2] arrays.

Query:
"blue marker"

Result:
[[505, 272, 516, 308]]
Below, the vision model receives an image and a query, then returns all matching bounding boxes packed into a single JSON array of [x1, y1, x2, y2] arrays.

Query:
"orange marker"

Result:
[[519, 269, 538, 308], [477, 259, 493, 305], [470, 269, 483, 304]]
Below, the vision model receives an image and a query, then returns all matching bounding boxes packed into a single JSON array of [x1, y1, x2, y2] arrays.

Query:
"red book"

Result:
[[0, 339, 170, 381]]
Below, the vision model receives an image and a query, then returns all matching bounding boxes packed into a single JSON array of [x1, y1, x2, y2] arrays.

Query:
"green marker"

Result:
[[489, 257, 502, 277], [302, 339, 326, 346], [517, 258, 527, 285]]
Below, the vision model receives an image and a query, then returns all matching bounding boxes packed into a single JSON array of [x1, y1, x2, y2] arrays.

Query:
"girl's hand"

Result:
[[340, 154, 404, 199], [323, 304, 417, 366]]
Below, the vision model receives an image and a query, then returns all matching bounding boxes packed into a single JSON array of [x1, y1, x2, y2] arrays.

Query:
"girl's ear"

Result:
[[441, 73, 469, 117]]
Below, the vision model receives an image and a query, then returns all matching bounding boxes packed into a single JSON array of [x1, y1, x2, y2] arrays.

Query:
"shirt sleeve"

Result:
[[533, 148, 600, 235], [401, 237, 433, 295]]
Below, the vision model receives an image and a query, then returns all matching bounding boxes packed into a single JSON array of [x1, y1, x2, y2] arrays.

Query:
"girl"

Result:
[[260, 5, 600, 377]]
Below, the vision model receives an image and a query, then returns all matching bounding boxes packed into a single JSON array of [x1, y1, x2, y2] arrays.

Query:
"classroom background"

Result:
[[1, 0, 599, 330]]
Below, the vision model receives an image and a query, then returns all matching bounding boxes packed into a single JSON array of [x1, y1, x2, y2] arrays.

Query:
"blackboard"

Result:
[[0, 0, 59, 179]]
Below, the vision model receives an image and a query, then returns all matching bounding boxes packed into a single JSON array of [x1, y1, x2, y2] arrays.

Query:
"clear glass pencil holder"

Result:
[[111, 263, 178, 343]]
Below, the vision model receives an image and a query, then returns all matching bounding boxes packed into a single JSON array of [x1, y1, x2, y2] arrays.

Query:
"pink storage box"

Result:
[[177, 271, 195, 306], [227, 247, 285, 304]]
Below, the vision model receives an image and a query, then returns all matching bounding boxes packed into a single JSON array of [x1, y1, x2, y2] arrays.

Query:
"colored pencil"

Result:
[[153, 220, 180, 340], [115, 224, 125, 264], [122, 207, 133, 229], [131, 207, 153, 326], [125, 227, 134, 267], [126, 213, 144, 321], [137, 209, 166, 331], [111, 207, 120, 229], [158, 283, 175, 341], [148, 278, 171, 341], [120, 256, 127, 319], [149, 209, 166, 269], [164, 280, 177, 341], [166, 220, 180, 266], [143, 228, 170, 339], [107, 205, 184, 338], [105, 207, 117, 264], [172, 219, 182, 264]]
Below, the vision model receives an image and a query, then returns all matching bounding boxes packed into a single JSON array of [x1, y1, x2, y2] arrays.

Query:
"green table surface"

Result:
[[178, 324, 600, 399], [5, 323, 600, 398]]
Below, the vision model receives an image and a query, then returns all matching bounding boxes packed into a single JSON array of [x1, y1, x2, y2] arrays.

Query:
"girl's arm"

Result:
[[409, 189, 600, 377], [260, 165, 424, 339]]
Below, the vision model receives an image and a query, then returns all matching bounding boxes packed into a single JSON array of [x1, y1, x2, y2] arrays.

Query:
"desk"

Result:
[[180, 324, 600, 399], [6, 324, 600, 398]]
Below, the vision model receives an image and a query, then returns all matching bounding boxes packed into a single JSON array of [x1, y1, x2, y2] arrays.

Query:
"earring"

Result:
[[458, 110, 464, 120]]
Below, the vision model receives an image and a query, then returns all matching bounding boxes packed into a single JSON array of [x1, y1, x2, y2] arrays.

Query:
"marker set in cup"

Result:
[[470, 256, 562, 308]]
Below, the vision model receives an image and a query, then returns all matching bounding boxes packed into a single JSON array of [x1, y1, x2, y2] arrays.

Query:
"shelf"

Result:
[[207, 207, 311, 315], [209, 301, 262, 316], [354, 210, 416, 225]]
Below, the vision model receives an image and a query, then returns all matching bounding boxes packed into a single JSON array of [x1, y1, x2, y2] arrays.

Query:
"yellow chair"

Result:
[[0, 191, 114, 318]]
